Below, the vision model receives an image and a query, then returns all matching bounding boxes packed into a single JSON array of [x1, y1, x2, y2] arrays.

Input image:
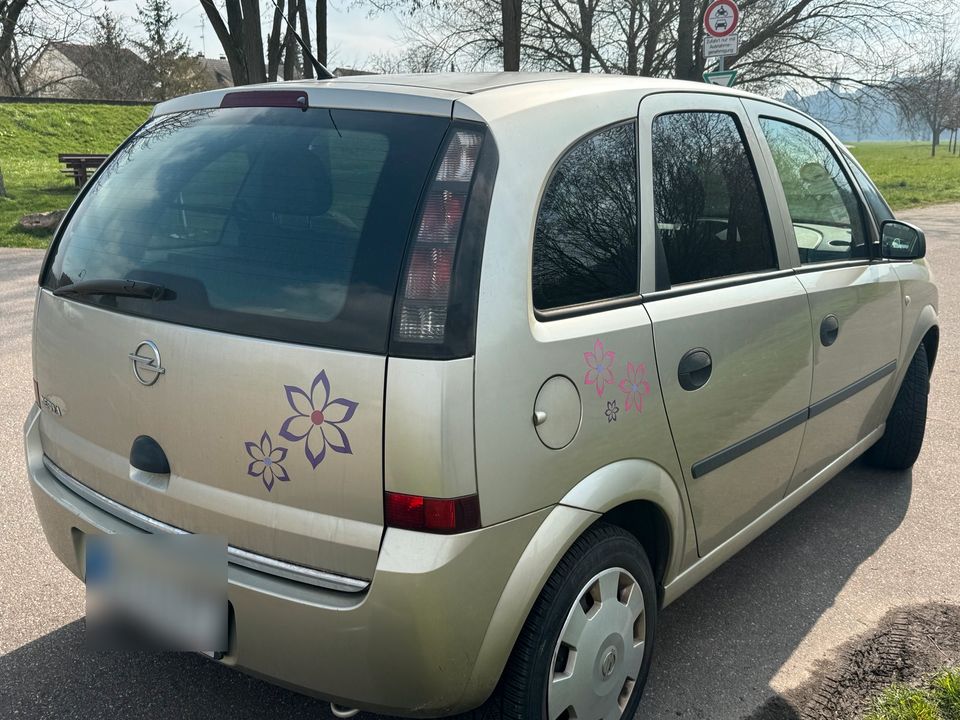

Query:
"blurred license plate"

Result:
[[85, 533, 227, 652]]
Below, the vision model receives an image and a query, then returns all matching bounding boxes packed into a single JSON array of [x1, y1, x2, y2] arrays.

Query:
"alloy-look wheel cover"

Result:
[[547, 567, 646, 720]]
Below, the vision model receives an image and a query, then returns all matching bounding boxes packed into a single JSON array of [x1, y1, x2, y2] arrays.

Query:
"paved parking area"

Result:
[[1, 204, 958, 719]]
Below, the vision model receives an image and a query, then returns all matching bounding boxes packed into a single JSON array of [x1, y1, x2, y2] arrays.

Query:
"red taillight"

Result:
[[395, 129, 483, 344], [385, 492, 481, 534], [33, 380, 40, 407]]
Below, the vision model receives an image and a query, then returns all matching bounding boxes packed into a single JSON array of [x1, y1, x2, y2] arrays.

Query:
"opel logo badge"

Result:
[[129, 340, 166, 386]]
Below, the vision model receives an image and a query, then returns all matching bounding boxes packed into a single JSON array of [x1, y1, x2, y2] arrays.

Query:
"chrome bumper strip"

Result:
[[42, 456, 370, 594]]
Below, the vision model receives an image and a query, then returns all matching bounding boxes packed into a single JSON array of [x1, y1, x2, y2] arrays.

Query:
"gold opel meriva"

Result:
[[25, 73, 939, 719]]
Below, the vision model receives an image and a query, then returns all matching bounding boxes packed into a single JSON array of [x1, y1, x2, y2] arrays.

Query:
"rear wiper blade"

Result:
[[53, 278, 175, 301]]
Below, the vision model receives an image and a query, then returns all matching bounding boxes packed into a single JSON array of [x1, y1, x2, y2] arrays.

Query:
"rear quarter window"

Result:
[[44, 107, 450, 353], [532, 121, 639, 311]]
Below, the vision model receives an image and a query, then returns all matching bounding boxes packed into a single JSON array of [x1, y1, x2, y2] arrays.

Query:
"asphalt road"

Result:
[[2, 204, 958, 719]]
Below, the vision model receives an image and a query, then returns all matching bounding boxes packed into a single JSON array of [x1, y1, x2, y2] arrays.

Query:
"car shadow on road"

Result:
[[639, 459, 913, 719], [0, 460, 912, 720]]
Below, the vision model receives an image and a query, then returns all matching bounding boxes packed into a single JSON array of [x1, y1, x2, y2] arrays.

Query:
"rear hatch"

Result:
[[34, 101, 451, 582]]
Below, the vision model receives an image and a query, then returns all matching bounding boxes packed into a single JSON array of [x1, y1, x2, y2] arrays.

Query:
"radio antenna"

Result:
[[267, 0, 334, 80]]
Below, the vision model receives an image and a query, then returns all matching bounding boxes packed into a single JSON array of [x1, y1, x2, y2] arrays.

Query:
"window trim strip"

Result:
[[690, 360, 897, 479]]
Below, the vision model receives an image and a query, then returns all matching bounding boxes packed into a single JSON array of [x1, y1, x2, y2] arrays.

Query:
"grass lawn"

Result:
[[0, 103, 150, 249], [850, 141, 960, 210], [866, 669, 960, 720]]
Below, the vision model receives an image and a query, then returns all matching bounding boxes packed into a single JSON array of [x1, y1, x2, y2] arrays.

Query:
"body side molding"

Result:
[[692, 362, 897, 479], [664, 424, 884, 605]]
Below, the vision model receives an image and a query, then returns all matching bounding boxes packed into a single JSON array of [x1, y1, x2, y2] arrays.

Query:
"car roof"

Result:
[[151, 72, 795, 124], [332, 71, 616, 94]]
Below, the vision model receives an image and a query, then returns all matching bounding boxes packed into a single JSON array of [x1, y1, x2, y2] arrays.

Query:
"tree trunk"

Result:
[[501, 0, 521, 71], [0, 164, 6, 198], [267, 2, 284, 81], [316, 0, 327, 66], [296, 0, 314, 79], [282, 0, 298, 80], [239, 0, 266, 84], [201, 0, 248, 85], [577, 0, 593, 73], [0, 0, 29, 67], [642, 0, 663, 76], [624, 1, 639, 76], [675, 0, 697, 80]]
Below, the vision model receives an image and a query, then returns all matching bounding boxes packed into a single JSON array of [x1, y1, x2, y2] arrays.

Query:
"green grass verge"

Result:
[[932, 670, 960, 720], [0, 103, 150, 249], [849, 142, 960, 210], [866, 669, 960, 720]]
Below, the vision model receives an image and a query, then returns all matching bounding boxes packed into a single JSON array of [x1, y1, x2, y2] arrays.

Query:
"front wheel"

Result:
[[495, 524, 657, 720], [865, 342, 929, 471]]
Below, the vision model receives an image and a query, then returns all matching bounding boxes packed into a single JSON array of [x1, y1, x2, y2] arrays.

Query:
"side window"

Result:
[[759, 118, 868, 262], [532, 122, 638, 311], [651, 112, 777, 286]]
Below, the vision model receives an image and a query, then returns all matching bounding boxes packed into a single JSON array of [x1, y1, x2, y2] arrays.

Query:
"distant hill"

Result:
[[781, 87, 924, 143]]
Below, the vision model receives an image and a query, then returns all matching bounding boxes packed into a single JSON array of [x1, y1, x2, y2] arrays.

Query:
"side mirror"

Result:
[[880, 220, 926, 260]]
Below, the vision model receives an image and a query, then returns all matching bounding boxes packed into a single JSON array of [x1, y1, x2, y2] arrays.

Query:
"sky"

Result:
[[103, 0, 406, 69]]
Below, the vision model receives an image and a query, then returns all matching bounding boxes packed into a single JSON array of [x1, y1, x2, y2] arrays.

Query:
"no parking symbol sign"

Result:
[[704, 0, 739, 36]]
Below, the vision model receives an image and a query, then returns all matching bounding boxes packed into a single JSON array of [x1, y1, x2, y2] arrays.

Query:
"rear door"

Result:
[[35, 104, 450, 581], [744, 101, 903, 491], [639, 93, 814, 556]]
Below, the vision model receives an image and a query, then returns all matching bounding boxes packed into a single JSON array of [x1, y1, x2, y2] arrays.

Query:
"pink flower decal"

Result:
[[279, 370, 358, 469], [245, 431, 289, 492], [619, 362, 651, 413], [584, 339, 616, 396]]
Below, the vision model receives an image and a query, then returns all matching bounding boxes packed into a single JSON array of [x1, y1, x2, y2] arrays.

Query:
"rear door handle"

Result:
[[678, 348, 712, 391], [820, 314, 839, 347]]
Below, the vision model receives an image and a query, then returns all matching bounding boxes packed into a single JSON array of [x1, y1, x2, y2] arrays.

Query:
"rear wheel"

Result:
[[866, 343, 929, 470], [494, 524, 657, 720]]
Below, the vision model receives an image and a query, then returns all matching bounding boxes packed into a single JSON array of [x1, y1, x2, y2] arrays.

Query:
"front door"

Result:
[[744, 101, 903, 491], [639, 93, 814, 556]]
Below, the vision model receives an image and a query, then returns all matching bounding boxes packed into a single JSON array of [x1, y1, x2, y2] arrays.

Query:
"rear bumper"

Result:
[[24, 406, 554, 717]]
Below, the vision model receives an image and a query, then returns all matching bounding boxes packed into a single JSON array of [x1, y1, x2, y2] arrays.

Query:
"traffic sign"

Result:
[[703, 70, 738, 87], [704, 0, 739, 37], [704, 34, 739, 58]]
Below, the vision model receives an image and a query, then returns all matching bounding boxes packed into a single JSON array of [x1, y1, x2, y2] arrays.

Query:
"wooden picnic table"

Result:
[[58, 153, 108, 188]]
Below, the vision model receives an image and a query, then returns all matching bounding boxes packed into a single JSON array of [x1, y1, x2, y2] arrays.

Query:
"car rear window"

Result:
[[44, 107, 450, 353]]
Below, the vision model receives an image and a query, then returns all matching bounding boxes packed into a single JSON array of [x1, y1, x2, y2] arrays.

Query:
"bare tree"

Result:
[[502, 0, 521, 70], [888, 23, 959, 156], [368, 0, 525, 71], [316, 0, 327, 65], [368, 43, 447, 72], [0, 0, 92, 94], [388, 0, 933, 98], [199, 0, 266, 85], [201, 0, 329, 85]]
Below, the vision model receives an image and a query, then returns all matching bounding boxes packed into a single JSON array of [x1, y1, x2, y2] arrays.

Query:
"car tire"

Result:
[[488, 523, 657, 720], [865, 342, 929, 471]]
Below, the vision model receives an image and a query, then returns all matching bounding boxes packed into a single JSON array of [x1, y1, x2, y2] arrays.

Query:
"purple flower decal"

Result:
[[245, 431, 289, 492], [279, 370, 358, 469]]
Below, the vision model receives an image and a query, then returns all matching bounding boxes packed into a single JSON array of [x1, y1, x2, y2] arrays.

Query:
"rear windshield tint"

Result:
[[44, 107, 449, 353]]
